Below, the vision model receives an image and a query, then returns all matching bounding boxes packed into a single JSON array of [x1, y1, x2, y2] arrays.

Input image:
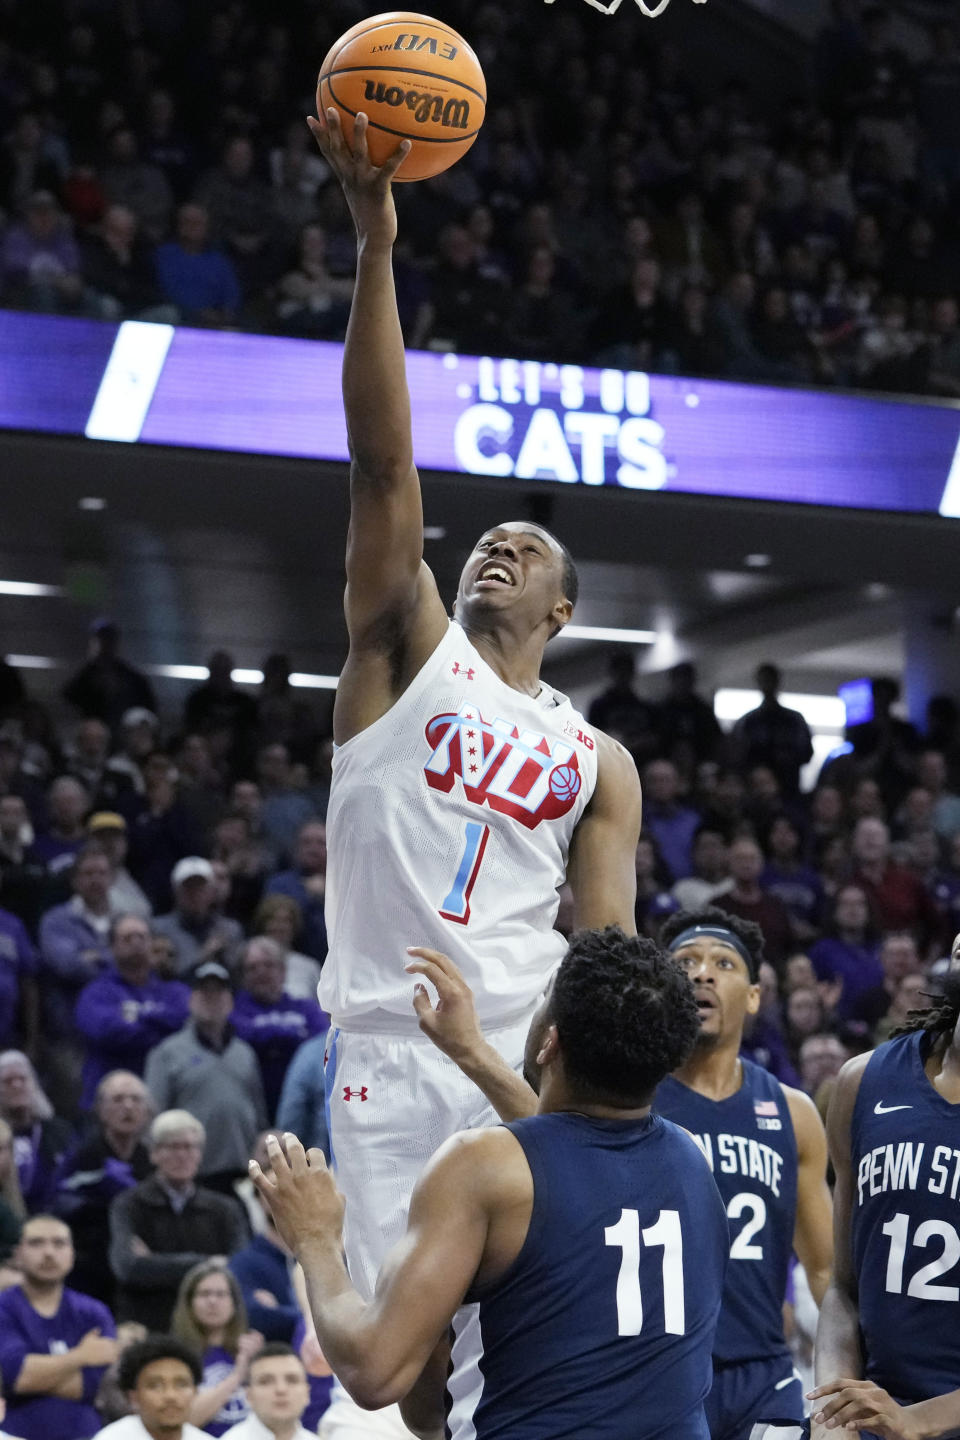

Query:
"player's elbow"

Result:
[[339, 1356, 421, 1412]]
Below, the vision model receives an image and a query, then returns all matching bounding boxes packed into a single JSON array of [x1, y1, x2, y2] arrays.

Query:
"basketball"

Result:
[[317, 11, 486, 182]]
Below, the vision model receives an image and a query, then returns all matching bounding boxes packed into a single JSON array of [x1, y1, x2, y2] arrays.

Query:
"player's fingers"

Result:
[[380, 137, 412, 180], [412, 983, 433, 1020], [406, 947, 463, 981], [248, 1158, 276, 1193], [305, 1147, 328, 1171], [405, 957, 459, 999], [283, 1132, 309, 1174], [352, 110, 370, 163], [264, 1132, 290, 1179]]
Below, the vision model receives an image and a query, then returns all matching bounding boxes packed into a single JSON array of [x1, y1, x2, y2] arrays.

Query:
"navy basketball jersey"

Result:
[[656, 1060, 798, 1365], [446, 1112, 728, 1440], [851, 1030, 960, 1403]]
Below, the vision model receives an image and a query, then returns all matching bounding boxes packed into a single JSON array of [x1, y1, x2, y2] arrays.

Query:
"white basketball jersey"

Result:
[[320, 621, 598, 1030]]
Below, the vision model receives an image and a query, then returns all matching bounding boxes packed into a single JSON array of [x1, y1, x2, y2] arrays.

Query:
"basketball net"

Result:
[[544, 0, 707, 14]]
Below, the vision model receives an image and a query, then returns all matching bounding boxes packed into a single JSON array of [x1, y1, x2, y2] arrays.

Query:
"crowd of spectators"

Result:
[[0, 614, 957, 1431], [1, 0, 960, 396]]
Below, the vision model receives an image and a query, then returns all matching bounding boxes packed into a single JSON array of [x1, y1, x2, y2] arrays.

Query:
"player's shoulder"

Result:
[[589, 726, 642, 798], [420, 1125, 531, 1199], [779, 1081, 827, 1151]]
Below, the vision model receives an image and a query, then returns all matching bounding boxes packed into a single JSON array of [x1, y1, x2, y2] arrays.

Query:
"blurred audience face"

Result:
[[224, 135, 254, 180], [232, 780, 263, 823], [175, 874, 214, 921], [902, 788, 934, 833], [917, 750, 948, 794], [190, 978, 233, 1030], [880, 934, 920, 986], [73, 849, 113, 909], [834, 885, 869, 936], [95, 822, 129, 869], [0, 795, 29, 843], [786, 985, 824, 1038], [130, 1356, 197, 1434], [177, 203, 209, 251], [757, 961, 779, 1017], [191, 1266, 236, 1334], [259, 899, 298, 950], [729, 837, 763, 887], [76, 718, 110, 764], [748, 767, 780, 806], [151, 1124, 204, 1186], [49, 776, 89, 832], [852, 818, 890, 868], [246, 1351, 311, 1430], [692, 827, 728, 881], [785, 953, 816, 992], [644, 760, 680, 807], [102, 205, 137, 251], [97, 1071, 150, 1142], [296, 822, 326, 875], [16, 1216, 74, 1287], [258, 745, 290, 791], [852, 780, 885, 822], [243, 938, 286, 1005], [112, 915, 152, 984], [0, 1054, 36, 1120], [767, 816, 800, 861], [799, 1033, 847, 1094], [908, 829, 941, 874], [890, 973, 927, 1022]]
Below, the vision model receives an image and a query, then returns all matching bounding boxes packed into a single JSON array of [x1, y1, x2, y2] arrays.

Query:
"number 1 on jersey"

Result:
[[439, 821, 490, 925]]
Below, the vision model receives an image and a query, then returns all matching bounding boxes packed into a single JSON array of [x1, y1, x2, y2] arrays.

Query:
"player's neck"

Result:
[[460, 621, 546, 699], [673, 1038, 744, 1101], [935, 1025, 960, 1099]]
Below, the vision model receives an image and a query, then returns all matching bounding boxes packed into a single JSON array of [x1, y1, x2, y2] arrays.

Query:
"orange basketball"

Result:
[[317, 11, 486, 182]]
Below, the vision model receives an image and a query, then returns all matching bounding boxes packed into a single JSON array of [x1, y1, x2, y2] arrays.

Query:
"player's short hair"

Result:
[[549, 926, 700, 1107], [119, 1335, 203, 1391], [659, 905, 765, 982]]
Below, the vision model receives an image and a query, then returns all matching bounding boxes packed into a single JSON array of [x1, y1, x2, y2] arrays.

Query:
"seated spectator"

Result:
[[797, 1032, 849, 1109], [250, 897, 320, 1003], [849, 931, 924, 1032], [255, 749, 315, 870], [89, 1320, 147, 1428], [126, 761, 202, 917], [761, 814, 825, 944], [211, 816, 270, 931], [672, 823, 733, 911], [93, 1334, 206, 1439], [740, 960, 801, 1088], [222, 1343, 313, 1440], [0, 1119, 24, 1274], [785, 985, 829, 1061], [784, 952, 818, 994], [641, 760, 701, 882], [54, 1072, 152, 1307], [275, 1035, 328, 1157], [87, 816, 151, 921], [193, 137, 279, 290], [0, 906, 36, 1057], [0, 191, 83, 314], [504, 245, 583, 362], [414, 222, 509, 355], [851, 816, 938, 947], [144, 962, 267, 1192], [81, 206, 170, 323], [66, 722, 134, 815], [271, 224, 353, 340], [717, 835, 793, 971], [0, 796, 47, 937], [174, 736, 226, 843], [109, 1109, 247, 1332], [0, 1214, 117, 1440], [152, 860, 244, 978], [155, 204, 241, 327], [170, 1261, 263, 1436], [632, 835, 676, 934], [99, 128, 174, 244], [916, 748, 960, 842], [228, 1152, 299, 1345], [0, 1054, 72, 1214], [32, 776, 91, 879], [63, 623, 156, 737], [810, 883, 884, 1020], [264, 824, 327, 965], [106, 711, 161, 798], [659, 283, 727, 379], [74, 918, 189, 1109], [231, 939, 326, 1122]]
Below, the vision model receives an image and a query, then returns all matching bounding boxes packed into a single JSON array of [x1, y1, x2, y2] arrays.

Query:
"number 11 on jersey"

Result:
[[605, 1207, 686, 1337], [439, 821, 491, 924]]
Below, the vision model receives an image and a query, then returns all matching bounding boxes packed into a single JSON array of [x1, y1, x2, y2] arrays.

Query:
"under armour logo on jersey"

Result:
[[424, 704, 582, 829], [343, 1086, 368, 1102], [451, 662, 475, 680]]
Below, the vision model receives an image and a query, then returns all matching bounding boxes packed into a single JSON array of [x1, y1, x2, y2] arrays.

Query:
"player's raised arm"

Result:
[[307, 110, 447, 735], [565, 732, 643, 933]]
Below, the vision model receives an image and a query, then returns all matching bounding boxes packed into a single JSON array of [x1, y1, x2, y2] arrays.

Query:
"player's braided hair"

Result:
[[658, 904, 766, 980], [890, 968, 960, 1041], [549, 926, 700, 1106]]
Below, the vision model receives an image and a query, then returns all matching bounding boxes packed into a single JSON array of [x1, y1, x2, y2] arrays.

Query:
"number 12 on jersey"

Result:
[[439, 821, 491, 925], [605, 1208, 686, 1336]]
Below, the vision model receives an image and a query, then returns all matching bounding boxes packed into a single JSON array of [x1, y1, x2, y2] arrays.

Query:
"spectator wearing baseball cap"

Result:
[[87, 814, 151, 921], [151, 859, 243, 978], [144, 961, 267, 1193]]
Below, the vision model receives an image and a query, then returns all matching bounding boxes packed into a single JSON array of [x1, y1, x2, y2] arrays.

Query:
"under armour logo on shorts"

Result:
[[343, 1086, 369, 1101]]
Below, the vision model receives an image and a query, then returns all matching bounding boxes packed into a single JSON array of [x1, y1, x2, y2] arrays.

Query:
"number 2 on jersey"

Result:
[[605, 1208, 685, 1337], [439, 821, 491, 924]]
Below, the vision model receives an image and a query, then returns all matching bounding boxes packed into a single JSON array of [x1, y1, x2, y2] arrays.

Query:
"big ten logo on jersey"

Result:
[[754, 1098, 782, 1132], [424, 705, 584, 828]]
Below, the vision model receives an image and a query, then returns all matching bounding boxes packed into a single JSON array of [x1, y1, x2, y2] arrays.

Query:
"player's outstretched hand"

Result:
[[249, 1133, 345, 1258], [406, 946, 486, 1066], [306, 108, 410, 248], [807, 1378, 920, 1439]]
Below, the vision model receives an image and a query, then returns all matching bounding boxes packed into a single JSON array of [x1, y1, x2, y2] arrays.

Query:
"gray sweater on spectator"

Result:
[[144, 1021, 268, 1176]]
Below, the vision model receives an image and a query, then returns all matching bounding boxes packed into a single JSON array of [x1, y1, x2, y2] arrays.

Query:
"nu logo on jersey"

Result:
[[424, 704, 582, 829]]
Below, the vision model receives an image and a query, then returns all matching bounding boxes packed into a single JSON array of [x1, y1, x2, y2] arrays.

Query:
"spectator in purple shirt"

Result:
[[809, 882, 884, 1019], [641, 759, 701, 881], [31, 777, 91, 881], [0, 1055, 72, 1214], [264, 823, 327, 965], [0, 910, 37, 1055], [74, 915, 189, 1108], [0, 191, 83, 313], [231, 939, 326, 1122], [0, 1213, 117, 1439], [155, 202, 241, 326]]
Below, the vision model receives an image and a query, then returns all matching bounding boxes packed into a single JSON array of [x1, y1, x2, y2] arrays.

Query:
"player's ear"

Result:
[[744, 982, 761, 1017], [536, 1023, 560, 1067], [551, 598, 573, 633]]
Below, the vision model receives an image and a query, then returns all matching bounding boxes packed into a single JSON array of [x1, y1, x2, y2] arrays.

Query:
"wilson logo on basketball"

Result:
[[424, 705, 584, 829], [362, 80, 470, 129]]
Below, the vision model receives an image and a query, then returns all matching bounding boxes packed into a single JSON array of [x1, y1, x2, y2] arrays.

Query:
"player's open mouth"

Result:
[[695, 993, 717, 1014], [476, 562, 516, 587]]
